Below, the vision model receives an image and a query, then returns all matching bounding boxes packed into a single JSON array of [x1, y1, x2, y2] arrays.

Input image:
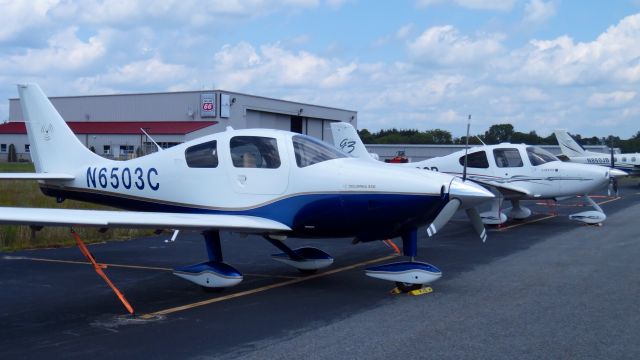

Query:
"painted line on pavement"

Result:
[[139, 254, 398, 319], [2, 256, 297, 279]]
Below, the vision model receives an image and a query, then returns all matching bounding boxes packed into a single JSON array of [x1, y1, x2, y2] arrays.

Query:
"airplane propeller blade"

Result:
[[426, 198, 461, 237], [465, 207, 487, 243]]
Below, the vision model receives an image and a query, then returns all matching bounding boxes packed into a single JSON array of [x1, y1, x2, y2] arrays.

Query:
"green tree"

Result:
[[484, 124, 514, 144]]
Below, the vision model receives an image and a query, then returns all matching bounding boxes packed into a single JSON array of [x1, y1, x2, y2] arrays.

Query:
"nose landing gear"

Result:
[[365, 228, 441, 293]]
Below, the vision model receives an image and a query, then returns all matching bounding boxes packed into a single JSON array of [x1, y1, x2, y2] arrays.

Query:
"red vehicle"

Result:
[[384, 150, 409, 163]]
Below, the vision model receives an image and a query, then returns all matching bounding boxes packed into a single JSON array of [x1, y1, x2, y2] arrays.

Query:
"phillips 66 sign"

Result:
[[200, 93, 216, 118]]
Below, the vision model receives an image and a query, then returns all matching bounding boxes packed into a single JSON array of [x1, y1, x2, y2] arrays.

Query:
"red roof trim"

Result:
[[0, 121, 217, 135]]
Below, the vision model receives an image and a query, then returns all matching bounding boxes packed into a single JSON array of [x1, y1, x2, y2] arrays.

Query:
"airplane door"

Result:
[[225, 134, 290, 195]]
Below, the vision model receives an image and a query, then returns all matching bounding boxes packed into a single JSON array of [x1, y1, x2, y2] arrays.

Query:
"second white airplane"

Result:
[[332, 122, 626, 226]]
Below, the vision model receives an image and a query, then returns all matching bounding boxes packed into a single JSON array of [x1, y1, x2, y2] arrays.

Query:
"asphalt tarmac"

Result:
[[1, 184, 639, 359]]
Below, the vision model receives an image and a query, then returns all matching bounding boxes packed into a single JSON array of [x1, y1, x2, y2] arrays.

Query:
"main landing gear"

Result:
[[568, 195, 607, 225], [364, 228, 442, 293], [265, 236, 334, 273]]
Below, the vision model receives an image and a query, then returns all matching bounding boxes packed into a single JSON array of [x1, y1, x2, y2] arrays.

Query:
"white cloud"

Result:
[[587, 91, 637, 108], [416, 0, 515, 11], [495, 14, 640, 86], [211, 42, 357, 90], [0, 0, 58, 42], [408, 25, 505, 66], [79, 57, 190, 89], [0, 27, 107, 74], [523, 0, 557, 24]]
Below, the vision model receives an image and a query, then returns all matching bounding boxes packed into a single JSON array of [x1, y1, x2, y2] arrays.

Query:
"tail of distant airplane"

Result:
[[330, 122, 378, 162], [18, 84, 104, 173], [554, 129, 592, 157]]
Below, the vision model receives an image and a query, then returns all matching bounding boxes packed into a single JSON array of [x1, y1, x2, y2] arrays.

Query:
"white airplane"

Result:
[[0, 84, 494, 311], [554, 129, 639, 177], [332, 122, 626, 226]]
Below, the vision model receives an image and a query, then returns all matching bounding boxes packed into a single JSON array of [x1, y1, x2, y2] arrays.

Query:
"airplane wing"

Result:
[[466, 177, 532, 197], [0, 173, 74, 180], [0, 207, 291, 232]]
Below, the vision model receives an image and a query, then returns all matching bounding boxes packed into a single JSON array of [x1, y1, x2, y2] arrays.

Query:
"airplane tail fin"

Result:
[[330, 122, 378, 162], [554, 129, 588, 157], [18, 83, 103, 173]]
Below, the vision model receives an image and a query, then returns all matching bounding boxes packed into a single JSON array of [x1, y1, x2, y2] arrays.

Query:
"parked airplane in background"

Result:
[[554, 129, 639, 177], [332, 122, 626, 226], [0, 84, 494, 312]]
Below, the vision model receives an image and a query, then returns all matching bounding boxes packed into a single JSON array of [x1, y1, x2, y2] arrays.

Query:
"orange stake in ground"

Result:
[[71, 229, 135, 315]]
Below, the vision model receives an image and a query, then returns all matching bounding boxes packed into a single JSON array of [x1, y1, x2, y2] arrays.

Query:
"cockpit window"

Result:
[[293, 134, 347, 168], [493, 148, 523, 168], [185, 140, 218, 168], [230, 136, 281, 168], [458, 151, 489, 168], [526, 146, 559, 166]]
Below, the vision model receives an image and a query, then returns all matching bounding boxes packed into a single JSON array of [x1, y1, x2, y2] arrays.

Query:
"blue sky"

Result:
[[1, 0, 640, 139]]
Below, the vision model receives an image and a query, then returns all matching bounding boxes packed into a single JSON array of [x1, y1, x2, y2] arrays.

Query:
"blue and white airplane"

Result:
[[0, 84, 494, 304], [332, 122, 626, 226]]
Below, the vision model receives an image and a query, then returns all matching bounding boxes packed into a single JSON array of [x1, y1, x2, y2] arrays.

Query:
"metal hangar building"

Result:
[[2, 89, 357, 161]]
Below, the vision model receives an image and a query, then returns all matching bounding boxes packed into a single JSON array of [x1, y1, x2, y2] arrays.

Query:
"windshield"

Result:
[[527, 146, 559, 166], [293, 135, 347, 167]]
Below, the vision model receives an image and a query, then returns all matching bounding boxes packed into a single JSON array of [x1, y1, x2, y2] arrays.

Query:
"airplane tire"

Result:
[[395, 282, 422, 293]]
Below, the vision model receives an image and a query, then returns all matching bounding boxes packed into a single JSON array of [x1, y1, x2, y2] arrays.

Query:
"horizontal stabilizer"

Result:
[[0, 173, 74, 180], [0, 207, 291, 232]]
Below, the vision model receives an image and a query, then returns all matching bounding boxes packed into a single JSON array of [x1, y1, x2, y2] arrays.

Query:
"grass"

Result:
[[0, 163, 153, 251]]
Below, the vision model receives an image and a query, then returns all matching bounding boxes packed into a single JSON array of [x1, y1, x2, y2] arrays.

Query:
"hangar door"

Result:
[[246, 110, 290, 131]]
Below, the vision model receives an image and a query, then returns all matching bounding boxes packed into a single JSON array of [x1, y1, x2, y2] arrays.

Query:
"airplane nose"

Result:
[[608, 168, 628, 178], [448, 178, 494, 208]]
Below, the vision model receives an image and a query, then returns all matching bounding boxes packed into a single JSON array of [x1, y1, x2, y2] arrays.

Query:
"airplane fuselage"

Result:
[[40, 129, 456, 240], [562, 154, 639, 176], [410, 144, 613, 199]]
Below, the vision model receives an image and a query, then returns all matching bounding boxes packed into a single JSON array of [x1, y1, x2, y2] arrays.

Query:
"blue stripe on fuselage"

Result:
[[40, 186, 447, 240]]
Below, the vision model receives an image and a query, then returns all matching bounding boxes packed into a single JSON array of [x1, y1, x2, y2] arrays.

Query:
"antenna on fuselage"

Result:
[[140, 128, 162, 152], [462, 115, 471, 182]]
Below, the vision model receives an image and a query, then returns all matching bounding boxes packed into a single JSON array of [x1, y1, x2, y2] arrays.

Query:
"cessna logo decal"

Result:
[[339, 138, 356, 154]]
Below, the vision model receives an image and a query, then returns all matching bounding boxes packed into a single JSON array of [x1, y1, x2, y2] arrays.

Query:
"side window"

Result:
[[230, 136, 281, 169], [293, 134, 346, 168], [185, 140, 218, 168], [494, 148, 523, 168], [458, 151, 489, 168]]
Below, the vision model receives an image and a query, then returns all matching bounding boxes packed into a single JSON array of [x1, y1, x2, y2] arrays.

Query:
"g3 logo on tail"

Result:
[[340, 138, 356, 154], [87, 167, 159, 191]]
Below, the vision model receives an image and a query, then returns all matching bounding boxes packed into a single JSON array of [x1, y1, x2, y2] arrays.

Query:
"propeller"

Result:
[[425, 115, 493, 242], [465, 207, 487, 242], [427, 198, 461, 237], [425, 180, 493, 241], [462, 115, 489, 242]]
